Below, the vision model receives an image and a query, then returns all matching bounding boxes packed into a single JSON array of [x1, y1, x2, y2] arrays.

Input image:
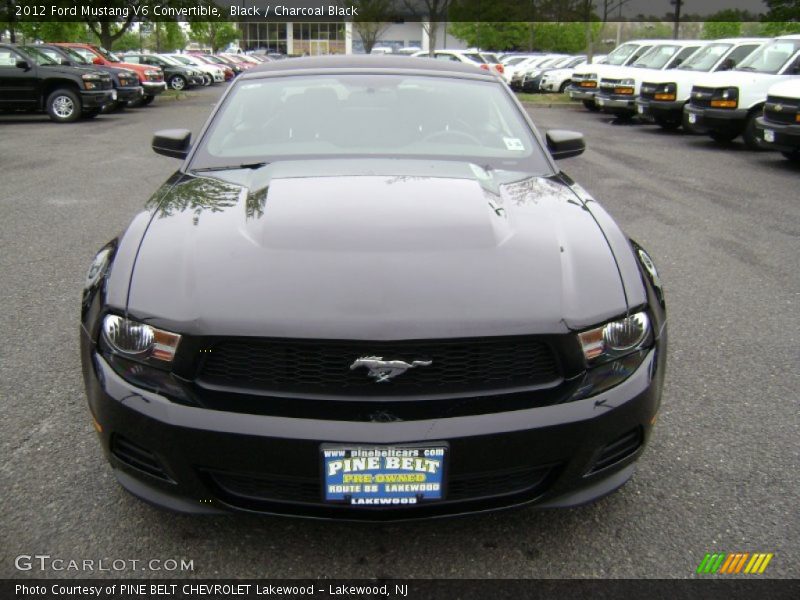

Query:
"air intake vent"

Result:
[[110, 435, 173, 482], [589, 427, 643, 474]]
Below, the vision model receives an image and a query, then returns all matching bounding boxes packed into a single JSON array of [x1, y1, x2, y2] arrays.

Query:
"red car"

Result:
[[54, 43, 167, 105]]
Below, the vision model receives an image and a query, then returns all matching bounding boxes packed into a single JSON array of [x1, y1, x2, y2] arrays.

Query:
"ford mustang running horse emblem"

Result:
[[350, 356, 433, 383]]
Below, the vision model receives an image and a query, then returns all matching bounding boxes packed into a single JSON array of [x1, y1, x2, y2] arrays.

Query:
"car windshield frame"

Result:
[[93, 45, 121, 63], [632, 45, 682, 69], [736, 39, 800, 74], [604, 43, 640, 66], [189, 72, 554, 175], [676, 43, 733, 71], [20, 45, 59, 66]]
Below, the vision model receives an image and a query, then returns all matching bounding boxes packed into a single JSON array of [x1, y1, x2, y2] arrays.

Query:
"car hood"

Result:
[[40, 64, 107, 77], [690, 70, 777, 88], [127, 161, 629, 340]]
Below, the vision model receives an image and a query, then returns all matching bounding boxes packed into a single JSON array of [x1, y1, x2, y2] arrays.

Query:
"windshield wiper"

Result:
[[191, 162, 269, 173], [736, 66, 757, 71]]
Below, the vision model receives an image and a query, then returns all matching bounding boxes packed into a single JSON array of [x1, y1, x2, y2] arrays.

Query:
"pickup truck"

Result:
[[54, 43, 166, 106], [0, 43, 114, 122], [594, 40, 708, 118], [568, 40, 666, 111], [635, 38, 765, 129], [754, 79, 800, 161], [684, 35, 800, 149], [35, 44, 144, 111]]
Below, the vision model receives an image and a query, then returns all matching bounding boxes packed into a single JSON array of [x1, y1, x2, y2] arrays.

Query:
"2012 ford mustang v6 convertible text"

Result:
[[80, 56, 667, 520]]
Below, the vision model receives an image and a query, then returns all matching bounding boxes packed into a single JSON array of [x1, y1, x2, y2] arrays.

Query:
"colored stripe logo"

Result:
[[696, 552, 773, 574]]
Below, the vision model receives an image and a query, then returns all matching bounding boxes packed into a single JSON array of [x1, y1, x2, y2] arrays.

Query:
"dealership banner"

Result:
[[2, 0, 783, 23], [4, 579, 800, 600]]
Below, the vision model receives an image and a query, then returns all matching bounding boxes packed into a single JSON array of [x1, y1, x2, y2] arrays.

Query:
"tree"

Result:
[[448, 22, 530, 51], [81, 1, 143, 50], [352, 0, 395, 54], [702, 14, 742, 40], [578, 0, 634, 64], [403, 0, 455, 55], [16, 21, 91, 43], [763, 0, 800, 21], [1, 0, 17, 42], [189, 21, 239, 53]]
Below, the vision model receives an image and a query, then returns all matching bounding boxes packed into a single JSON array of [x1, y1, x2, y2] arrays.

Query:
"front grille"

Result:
[[689, 86, 716, 108], [763, 95, 800, 125], [110, 434, 172, 482], [206, 464, 554, 506], [198, 336, 561, 396], [599, 78, 623, 90], [639, 83, 658, 100], [588, 427, 643, 474]]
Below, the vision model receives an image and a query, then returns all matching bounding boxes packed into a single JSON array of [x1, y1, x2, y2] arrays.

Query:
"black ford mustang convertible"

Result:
[[80, 56, 666, 520]]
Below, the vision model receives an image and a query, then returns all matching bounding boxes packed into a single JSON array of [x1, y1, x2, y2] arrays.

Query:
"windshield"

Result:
[[463, 52, 486, 64], [158, 55, 181, 66], [677, 43, 732, 71], [170, 55, 194, 66], [35, 47, 70, 65], [194, 74, 549, 173], [737, 39, 800, 74], [604, 43, 640, 66], [61, 46, 90, 64], [633, 45, 681, 69], [20, 46, 58, 65], [94, 46, 120, 63]]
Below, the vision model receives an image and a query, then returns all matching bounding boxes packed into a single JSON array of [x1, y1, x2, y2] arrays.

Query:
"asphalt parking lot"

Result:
[[1, 84, 798, 579]]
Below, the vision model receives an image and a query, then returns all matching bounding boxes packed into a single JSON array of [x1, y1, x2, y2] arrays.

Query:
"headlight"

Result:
[[82, 73, 101, 90], [578, 312, 651, 364], [101, 315, 181, 363], [711, 87, 738, 108], [620, 78, 635, 86]]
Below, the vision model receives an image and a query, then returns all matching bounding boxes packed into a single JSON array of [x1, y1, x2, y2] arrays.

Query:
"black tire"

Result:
[[583, 99, 600, 112], [742, 111, 765, 151], [202, 74, 212, 87], [559, 81, 569, 93], [781, 151, 800, 163], [140, 95, 155, 106], [82, 108, 102, 119], [169, 75, 187, 91], [654, 115, 681, 131], [709, 130, 739, 144], [46, 88, 81, 123]]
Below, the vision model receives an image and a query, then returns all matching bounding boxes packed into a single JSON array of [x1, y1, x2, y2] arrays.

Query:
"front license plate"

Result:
[[322, 444, 447, 506], [688, 113, 697, 124], [637, 105, 644, 114], [597, 98, 604, 106], [764, 129, 775, 143], [111, 90, 117, 101]]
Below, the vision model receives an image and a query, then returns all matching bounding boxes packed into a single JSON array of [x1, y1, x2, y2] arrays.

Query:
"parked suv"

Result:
[[0, 43, 114, 122], [684, 35, 800, 149], [120, 53, 205, 91], [635, 38, 765, 129], [54, 43, 166, 106], [34, 44, 144, 110], [755, 79, 800, 161], [161, 53, 224, 85]]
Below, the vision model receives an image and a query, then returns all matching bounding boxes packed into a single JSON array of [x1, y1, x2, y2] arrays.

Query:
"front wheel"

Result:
[[169, 75, 186, 91], [709, 130, 739, 144], [742, 111, 765, 151], [583, 99, 600, 112], [140, 95, 155, 106], [202, 74, 212, 87], [559, 81, 570, 93], [782, 150, 800, 163], [46, 88, 81, 123]]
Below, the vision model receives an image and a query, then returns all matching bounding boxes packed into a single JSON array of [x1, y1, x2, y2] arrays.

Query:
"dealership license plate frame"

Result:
[[321, 443, 448, 507]]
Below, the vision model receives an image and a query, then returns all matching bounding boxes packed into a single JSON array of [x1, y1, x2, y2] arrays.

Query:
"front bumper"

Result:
[[82, 340, 663, 520], [80, 90, 115, 108], [595, 93, 636, 115], [141, 81, 167, 96], [754, 117, 800, 153], [683, 104, 748, 134], [115, 85, 144, 103], [567, 85, 597, 101], [635, 98, 684, 121], [187, 74, 205, 87]]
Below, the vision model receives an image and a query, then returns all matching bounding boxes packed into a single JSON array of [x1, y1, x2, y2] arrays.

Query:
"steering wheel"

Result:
[[422, 129, 482, 145]]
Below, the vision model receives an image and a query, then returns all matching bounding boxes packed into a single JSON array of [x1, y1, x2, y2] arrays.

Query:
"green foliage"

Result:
[[702, 21, 742, 40], [189, 21, 239, 53], [15, 22, 92, 43], [759, 21, 800, 36], [449, 22, 594, 52], [763, 0, 800, 22]]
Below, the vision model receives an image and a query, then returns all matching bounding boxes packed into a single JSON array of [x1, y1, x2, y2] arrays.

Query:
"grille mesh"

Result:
[[764, 96, 799, 125], [198, 337, 560, 395]]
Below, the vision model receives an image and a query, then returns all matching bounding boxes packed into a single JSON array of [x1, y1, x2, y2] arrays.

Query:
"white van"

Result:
[[754, 78, 800, 161]]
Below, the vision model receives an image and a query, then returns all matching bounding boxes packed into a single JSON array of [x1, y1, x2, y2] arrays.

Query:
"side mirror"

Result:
[[16, 59, 31, 70], [546, 130, 585, 160], [152, 129, 192, 159], [92, 56, 103, 65]]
